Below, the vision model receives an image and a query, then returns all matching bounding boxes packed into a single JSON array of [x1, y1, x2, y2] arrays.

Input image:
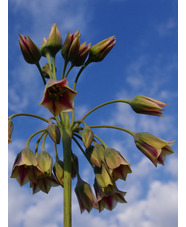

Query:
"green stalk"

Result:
[[61, 127, 72, 227], [89, 125, 135, 137], [9, 113, 49, 123], [25, 128, 47, 148], [36, 62, 46, 85], [46, 53, 53, 79], [52, 56, 57, 79], [65, 65, 74, 78]]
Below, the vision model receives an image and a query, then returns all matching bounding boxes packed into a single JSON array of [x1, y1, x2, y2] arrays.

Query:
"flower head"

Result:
[[75, 177, 98, 213], [40, 79, 77, 116], [19, 34, 41, 64], [104, 148, 132, 181], [88, 36, 116, 62], [128, 95, 167, 117], [10, 148, 40, 186], [134, 132, 175, 167]]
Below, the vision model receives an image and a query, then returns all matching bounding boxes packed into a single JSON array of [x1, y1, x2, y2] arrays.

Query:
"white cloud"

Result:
[[157, 18, 177, 36]]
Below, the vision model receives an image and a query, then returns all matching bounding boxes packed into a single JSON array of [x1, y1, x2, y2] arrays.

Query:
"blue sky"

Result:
[[7, 0, 179, 226]]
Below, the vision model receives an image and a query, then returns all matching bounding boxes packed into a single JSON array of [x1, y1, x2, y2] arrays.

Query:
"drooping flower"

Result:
[[40, 79, 77, 116], [134, 132, 175, 167], [75, 177, 98, 213], [53, 159, 64, 186], [10, 148, 41, 186], [88, 36, 116, 62], [47, 122, 61, 144], [82, 126, 94, 148], [19, 34, 41, 64], [128, 95, 167, 117], [94, 180, 127, 212], [104, 148, 132, 181]]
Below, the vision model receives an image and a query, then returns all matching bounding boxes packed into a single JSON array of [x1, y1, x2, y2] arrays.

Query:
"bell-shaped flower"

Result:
[[19, 34, 41, 64], [134, 132, 175, 167], [40, 79, 77, 116], [44, 23, 62, 57], [30, 174, 59, 194], [88, 36, 116, 62], [128, 95, 167, 117], [94, 163, 113, 189], [8, 118, 14, 143], [10, 148, 40, 186], [61, 30, 80, 62], [104, 148, 132, 181], [36, 150, 53, 176], [85, 145, 102, 168], [71, 41, 91, 66], [94, 180, 127, 212], [75, 177, 98, 213]]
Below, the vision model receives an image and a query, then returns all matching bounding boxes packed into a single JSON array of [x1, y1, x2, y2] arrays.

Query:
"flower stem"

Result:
[[46, 53, 53, 79], [36, 62, 46, 85], [73, 60, 90, 90], [62, 60, 68, 79], [61, 127, 72, 227], [52, 56, 57, 79], [89, 125, 135, 137], [9, 113, 49, 123], [65, 64, 74, 78], [25, 128, 47, 148]]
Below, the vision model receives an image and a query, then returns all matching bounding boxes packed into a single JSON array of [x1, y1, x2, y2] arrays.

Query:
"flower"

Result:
[[61, 31, 80, 62], [10, 148, 41, 186], [94, 180, 127, 212], [40, 79, 77, 116], [128, 95, 167, 117], [53, 159, 64, 186], [94, 164, 113, 188], [88, 36, 116, 62], [8, 118, 13, 143], [36, 150, 53, 176], [75, 177, 98, 213], [44, 23, 62, 57], [71, 41, 91, 66], [134, 132, 175, 167], [19, 34, 41, 64], [30, 174, 59, 194], [104, 148, 132, 181], [82, 126, 94, 148]]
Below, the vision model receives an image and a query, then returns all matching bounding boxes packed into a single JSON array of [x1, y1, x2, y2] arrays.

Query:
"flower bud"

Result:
[[44, 23, 62, 57], [19, 34, 41, 64], [104, 148, 132, 181], [8, 118, 13, 143], [53, 159, 64, 186], [128, 95, 167, 117], [85, 145, 102, 167], [88, 36, 116, 62], [37, 150, 53, 176], [94, 143, 105, 163], [71, 153, 79, 179], [71, 41, 91, 66], [47, 122, 61, 144], [75, 177, 98, 213], [61, 31, 80, 62], [40, 37, 48, 56], [82, 126, 94, 148]]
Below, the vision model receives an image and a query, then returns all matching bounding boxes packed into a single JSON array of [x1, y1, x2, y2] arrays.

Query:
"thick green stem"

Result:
[[61, 127, 72, 227]]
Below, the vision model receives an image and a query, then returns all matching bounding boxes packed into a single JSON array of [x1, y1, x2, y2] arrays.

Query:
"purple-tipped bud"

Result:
[[88, 36, 116, 62], [19, 34, 41, 64]]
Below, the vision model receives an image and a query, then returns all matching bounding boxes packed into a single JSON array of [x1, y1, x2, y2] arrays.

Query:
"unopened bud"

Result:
[[37, 150, 53, 176], [47, 122, 61, 144], [53, 159, 64, 186], [19, 34, 41, 64], [82, 126, 94, 148]]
